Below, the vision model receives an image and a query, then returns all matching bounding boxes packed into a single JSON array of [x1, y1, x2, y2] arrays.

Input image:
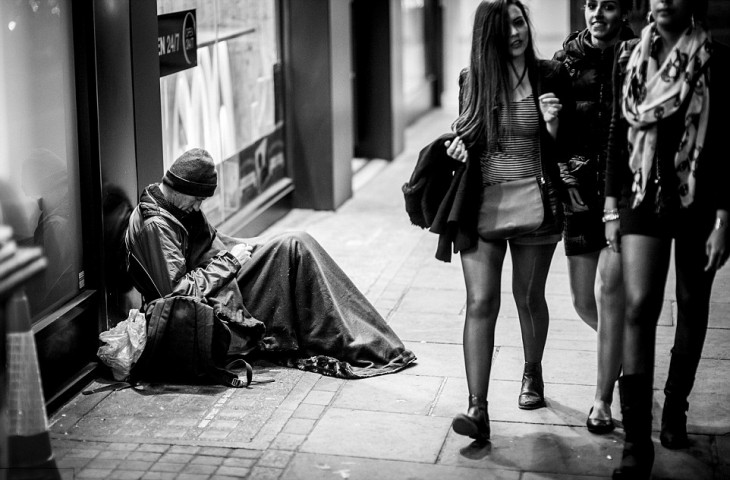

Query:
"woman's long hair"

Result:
[[452, 0, 538, 150]]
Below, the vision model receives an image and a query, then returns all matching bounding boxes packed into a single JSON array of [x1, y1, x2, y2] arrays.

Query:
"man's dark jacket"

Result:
[[552, 26, 635, 208], [125, 185, 253, 325]]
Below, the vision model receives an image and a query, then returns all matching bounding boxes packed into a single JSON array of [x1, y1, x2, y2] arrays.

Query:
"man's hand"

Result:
[[231, 243, 254, 265], [229, 309, 266, 337], [567, 187, 589, 213]]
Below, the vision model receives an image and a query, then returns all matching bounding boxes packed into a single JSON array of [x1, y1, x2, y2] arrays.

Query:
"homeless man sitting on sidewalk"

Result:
[[125, 148, 416, 380]]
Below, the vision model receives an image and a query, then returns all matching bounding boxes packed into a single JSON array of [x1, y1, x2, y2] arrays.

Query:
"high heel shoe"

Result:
[[518, 362, 546, 410], [586, 406, 615, 434], [452, 395, 490, 443]]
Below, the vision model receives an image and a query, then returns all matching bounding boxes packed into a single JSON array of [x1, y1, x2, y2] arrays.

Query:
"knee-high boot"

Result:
[[613, 374, 654, 480], [452, 395, 490, 443], [660, 350, 699, 449]]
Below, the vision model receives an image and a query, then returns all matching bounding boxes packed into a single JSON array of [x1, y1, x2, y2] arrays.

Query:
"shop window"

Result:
[[0, 0, 84, 320], [158, 0, 285, 226]]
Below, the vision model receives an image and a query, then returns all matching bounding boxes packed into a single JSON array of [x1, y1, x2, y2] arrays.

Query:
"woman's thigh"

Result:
[[620, 234, 672, 321], [508, 242, 558, 300], [567, 251, 600, 300], [461, 239, 508, 312]]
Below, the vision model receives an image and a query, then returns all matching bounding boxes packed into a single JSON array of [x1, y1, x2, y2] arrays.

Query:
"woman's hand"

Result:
[[538, 93, 562, 124], [603, 196, 620, 253], [705, 215, 728, 271], [444, 135, 468, 163], [605, 220, 620, 253], [567, 188, 589, 213]]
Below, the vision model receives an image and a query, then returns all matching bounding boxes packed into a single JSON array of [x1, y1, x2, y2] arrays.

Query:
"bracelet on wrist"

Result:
[[715, 217, 727, 231], [602, 211, 620, 223]]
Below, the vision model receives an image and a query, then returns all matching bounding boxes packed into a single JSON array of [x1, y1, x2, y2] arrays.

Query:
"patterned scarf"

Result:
[[621, 23, 711, 208]]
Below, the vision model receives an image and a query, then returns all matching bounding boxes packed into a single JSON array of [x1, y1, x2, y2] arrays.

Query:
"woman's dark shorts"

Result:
[[563, 208, 606, 256], [620, 202, 715, 240]]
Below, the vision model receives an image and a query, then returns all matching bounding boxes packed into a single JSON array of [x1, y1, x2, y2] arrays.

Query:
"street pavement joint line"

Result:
[[197, 388, 234, 428], [385, 290, 410, 322], [427, 377, 449, 417]]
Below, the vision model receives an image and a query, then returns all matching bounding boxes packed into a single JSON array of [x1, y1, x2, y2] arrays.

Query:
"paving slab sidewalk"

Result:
[[49, 107, 730, 480]]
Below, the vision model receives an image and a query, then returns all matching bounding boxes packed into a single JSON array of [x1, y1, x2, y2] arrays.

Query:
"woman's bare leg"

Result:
[[591, 247, 624, 421], [567, 251, 600, 331]]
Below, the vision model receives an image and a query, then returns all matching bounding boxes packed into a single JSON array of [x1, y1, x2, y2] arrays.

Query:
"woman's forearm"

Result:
[[546, 119, 558, 140], [604, 196, 618, 211]]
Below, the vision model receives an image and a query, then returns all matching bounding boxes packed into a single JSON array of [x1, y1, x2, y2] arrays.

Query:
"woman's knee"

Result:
[[512, 284, 548, 312], [595, 272, 623, 310], [623, 293, 661, 327], [675, 272, 713, 312], [571, 293, 597, 325], [465, 293, 500, 320]]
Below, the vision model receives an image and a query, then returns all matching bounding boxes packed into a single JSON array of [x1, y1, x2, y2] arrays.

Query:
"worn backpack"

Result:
[[130, 295, 253, 388]]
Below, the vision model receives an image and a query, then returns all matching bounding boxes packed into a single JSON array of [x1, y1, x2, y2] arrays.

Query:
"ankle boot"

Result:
[[519, 362, 546, 410], [612, 374, 654, 480], [660, 351, 697, 449], [452, 395, 490, 442]]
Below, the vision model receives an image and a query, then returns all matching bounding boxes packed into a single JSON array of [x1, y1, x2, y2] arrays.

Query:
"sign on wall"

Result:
[[158, 10, 197, 77]]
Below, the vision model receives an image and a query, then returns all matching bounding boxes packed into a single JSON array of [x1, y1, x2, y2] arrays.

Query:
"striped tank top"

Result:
[[481, 93, 541, 186]]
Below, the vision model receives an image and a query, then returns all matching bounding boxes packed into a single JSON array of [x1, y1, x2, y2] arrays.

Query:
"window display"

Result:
[[158, 0, 285, 225]]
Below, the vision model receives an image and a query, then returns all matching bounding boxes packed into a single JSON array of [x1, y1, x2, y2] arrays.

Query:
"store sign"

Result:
[[236, 126, 287, 206], [158, 10, 197, 77]]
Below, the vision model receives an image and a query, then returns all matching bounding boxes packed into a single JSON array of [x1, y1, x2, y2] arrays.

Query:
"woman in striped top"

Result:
[[443, 0, 574, 444]]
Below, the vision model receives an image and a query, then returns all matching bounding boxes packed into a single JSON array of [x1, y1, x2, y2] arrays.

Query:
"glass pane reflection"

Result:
[[0, 0, 83, 319]]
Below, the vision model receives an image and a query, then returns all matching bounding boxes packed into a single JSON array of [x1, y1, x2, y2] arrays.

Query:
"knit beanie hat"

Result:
[[162, 148, 217, 197]]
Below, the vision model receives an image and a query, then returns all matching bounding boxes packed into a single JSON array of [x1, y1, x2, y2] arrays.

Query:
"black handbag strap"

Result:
[[532, 63, 548, 184]]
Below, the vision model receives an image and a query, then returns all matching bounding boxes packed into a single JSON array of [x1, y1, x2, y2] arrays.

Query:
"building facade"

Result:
[[0, 0, 445, 408]]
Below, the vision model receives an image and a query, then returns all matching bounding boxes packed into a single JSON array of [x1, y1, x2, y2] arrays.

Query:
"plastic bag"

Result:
[[97, 309, 147, 381]]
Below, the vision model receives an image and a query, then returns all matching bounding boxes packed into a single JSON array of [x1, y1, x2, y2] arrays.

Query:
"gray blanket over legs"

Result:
[[237, 232, 416, 378]]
